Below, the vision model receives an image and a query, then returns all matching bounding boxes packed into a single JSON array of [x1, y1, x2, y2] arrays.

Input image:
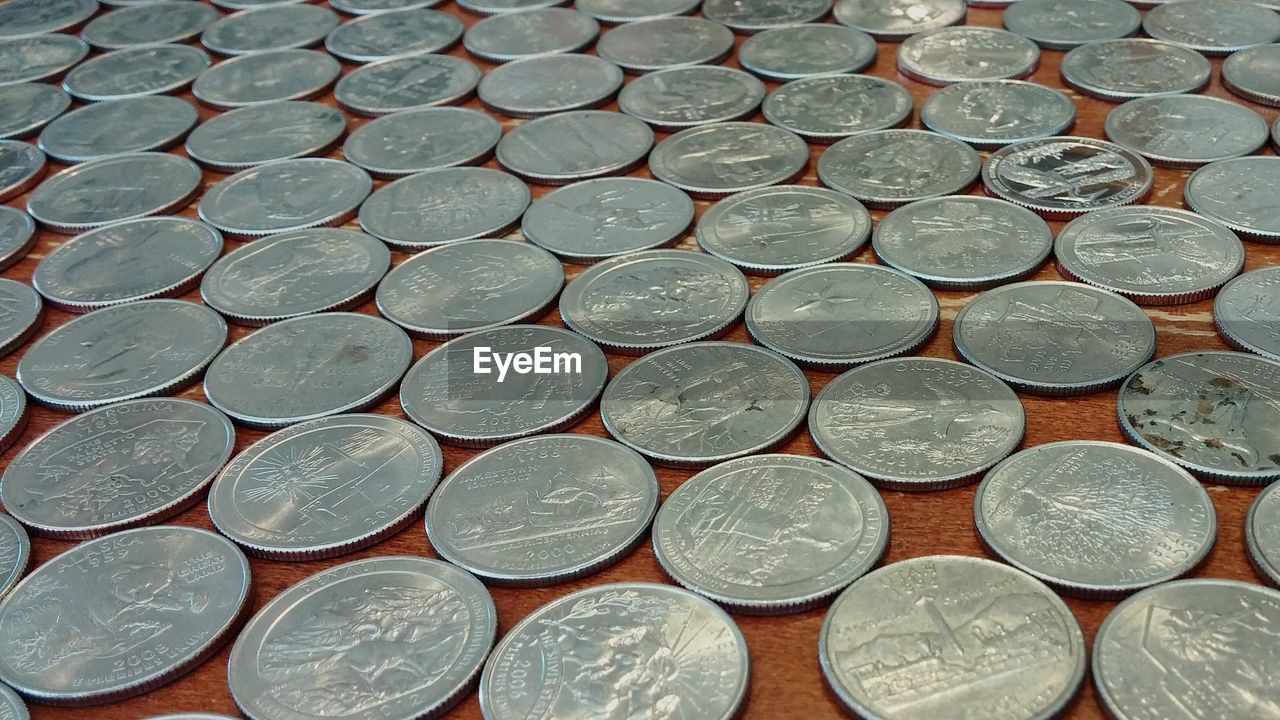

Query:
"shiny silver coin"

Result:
[[1144, 0, 1280, 56], [335, 53, 481, 115], [595, 16, 734, 73], [0, 513, 29, 600], [619, 66, 764, 131], [899, 26, 1039, 85], [200, 228, 390, 326], [458, 0, 568, 13], [655, 454, 888, 613], [1002, 0, 1140, 50], [192, 49, 340, 109], [0, 279, 41, 360], [817, 129, 980, 209], [147, 715, 234, 720], [0, 35, 88, 86], [201, 5, 339, 56], [833, 0, 965, 41], [496, 110, 654, 184], [738, 23, 876, 80], [1216, 267, 1280, 360], [480, 582, 748, 720], [1104, 95, 1268, 168], [186, 101, 346, 172], [33, 216, 223, 313], [0, 206, 36, 272], [343, 107, 499, 177], [1093, 579, 1280, 720], [0, 83, 70, 139], [1055, 206, 1244, 305], [199, 158, 372, 240], [0, 140, 44, 202], [649, 121, 808, 198], [333, 0, 446, 12], [400, 324, 608, 447], [702, 0, 830, 33], [0, 0, 97, 39], [748, 264, 938, 369], [920, 79, 1075, 148], [0, 374, 27, 457], [209, 414, 442, 559], [463, 8, 598, 63], [982, 136, 1153, 218], [1184, 157, 1280, 242], [426, 434, 658, 585], [376, 239, 562, 339], [62, 45, 210, 102], [820, 555, 1086, 720], [560, 249, 749, 353], [204, 313, 412, 428], [36, 96, 198, 164], [324, 8, 463, 63], [521, 177, 695, 263], [81, 1, 218, 50], [976, 440, 1215, 598], [1223, 43, 1280, 107], [577, 0, 700, 23], [1246, 480, 1280, 586], [0, 676, 25, 719], [954, 280, 1155, 396], [600, 341, 809, 467], [1060, 38, 1211, 101], [873, 196, 1052, 289], [698, 185, 871, 276], [2, 399, 235, 539], [0, 527, 251, 707], [479, 54, 622, 118], [26, 152, 202, 234], [214, 0, 312, 7], [358, 167, 530, 249], [763, 74, 912, 143]]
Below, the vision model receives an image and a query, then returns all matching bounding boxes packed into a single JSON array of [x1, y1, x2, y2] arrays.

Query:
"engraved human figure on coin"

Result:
[[817, 129, 980, 208], [919, 80, 1075, 147]]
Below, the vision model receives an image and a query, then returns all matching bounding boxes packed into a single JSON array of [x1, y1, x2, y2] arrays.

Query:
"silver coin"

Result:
[[1002, 0, 1140, 50], [480, 582, 749, 720], [33, 216, 223, 313], [62, 44, 210, 102], [817, 129, 981, 209], [0, 0, 97, 39], [209, 414, 442, 559], [199, 158, 372, 240], [1055, 206, 1244, 305], [458, 0, 568, 12], [204, 313, 412, 428], [201, 5, 340, 56], [600, 341, 809, 467], [1216, 267, 1280, 360], [37, 96, 198, 164], [654, 454, 888, 613], [1060, 38, 1211, 100], [214, 0, 310, 7], [400, 324, 608, 447], [1223, 43, 1280, 107], [2, 398, 235, 539], [478, 54, 622, 117], [898, 26, 1039, 85], [375, 239, 562, 339], [1105, 94, 1268, 168], [747, 263, 938, 369], [332, 0, 447, 13], [496, 110, 654, 184], [619, 66, 764, 131], [358, 167, 530, 249], [0, 35, 88, 86], [577, 0, 700, 23], [0, 375, 26, 459], [0, 83, 70, 139], [193, 49, 340, 109], [344, 107, 499, 177], [1092, 579, 1280, 720], [520, 177, 695, 262], [954, 280, 1155, 395], [147, 715, 234, 720], [833, 0, 965, 41], [186, 101, 346, 172], [1185, 156, 1280, 242], [560, 249, 749, 353], [200, 228, 390, 326], [920, 79, 1075, 148], [463, 8, 598, 63], [0, 675, 25, 719], [738, 23, 876, 80], [0, 279, 41, 360], [0, 140, 44, 202], [0, 526, 252, 706], [1144, 0, 1280, 55], [763, 74, 913, 143], [27, 152, 202, 234], [820, 555, 1086, 720], [0, 206, 35, 272], [0, 513, 29, 600], [697, 185, 870, 276], [595, 16, 734, 73], [1274, 115, 1280, 151], [81, 1, 218, 50], [702, 0, 830, 33], [426, 434, 658, 585], [324, 8, 463, 63], [334, 53, 481, 115], [982, 136, 1154, 218], [1247, 479, 1280, 586], [649, 121, 807, 198]]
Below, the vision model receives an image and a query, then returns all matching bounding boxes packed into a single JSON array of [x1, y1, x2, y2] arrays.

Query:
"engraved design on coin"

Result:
[[357, 167, 530, 249], [496, 110, 654, 184], [0, 0, 97, 39], [0, 83, 71, 140], [478, 54, 623, 118], [650, 121, 809, 198], [817, 129, 981, 208], [26, 152, 203, 234], [596, 16, 735, 72], [324, 8, 463, 63], [0, 279, 43, 360], [521, 177, 695, 263], [1184, 157, 1280, 242], [738, 23, 876, 80], [897, 26, 1039, 86], [1142, 0, 1280, 56], [0, 141, 44, 204], [343, 106, 500, 176], [62, 45, 210, 102], [186, 101, 347, 172], [334, 54, 481, 116], [0, 514, 30, 600], [201, 5, 340, 56], [1002, 0, 1141, 50], [1104, 95, 1268, 168], [833, 0, 966, 41], [198, 159, 372, 240], [919, 80, 1075, 147], [1246, 480, 1280, 586], [981, 136, 1153, 217], [0, 35, 88, 86], [192, 49, 341, 109], [618, 66, 765, 131], [1215, 266, 1280, 361], [763, 74, 913, 142], [1060, 38, 1210, 101]]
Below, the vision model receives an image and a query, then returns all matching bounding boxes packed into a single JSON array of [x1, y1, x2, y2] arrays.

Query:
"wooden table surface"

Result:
[[5, 1, 1279, 718]]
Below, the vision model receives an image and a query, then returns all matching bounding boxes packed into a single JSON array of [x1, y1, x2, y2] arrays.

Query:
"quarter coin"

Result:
[[0, 83, 70, 139], [36, 96, 198, 164], [0, 0, 97, 39], [619, 66, 765, 131], [0, 513, 27, 601], [192, 50, 341, 109], [201, 5, 339, 56], [334, 54, 481, 115], [324, 8, 462, 63], [198, 158, 372, 240], [0, 279, 41, 359], [702, 0, 830, 33], [0, 682, 24, 720], [1184, 156, 1280, 242], [738, 23, 876, 80], [80, 1, 219, 50], [27, 152, 202, 233], [0, 140, 44, 202], [898, 26, 1039, 86], [833, 0, 965, 41], [649, 121, 808, 198], [920, 80, 1075, 147], [343, 107, 500, 176], [521, 177, 695, 263], [595, 16, 734, 73], [186, 101, 347, 172], [332, 0, 447, 13], [1002, 0, 1140, 50], [62, 45, 210, 102], [358, 167, 530, 249], [458, 0, 568, 14], [0, 374, 28, 456], [982, 136, 1153, 218], [463, 7, 598, 63], [478, 54, 622, 117], [1223, 43, 1280, 107], [577, 0, 701, 23], [1246, 480, 1280, 586], [763, 74, 913, 142], [0, 206, 35, 271], [1215, 266, 1280, 360], [1104, 95, 1268, 168], [1143, 0, 1280, 56], [0, 35, 88, 86], [818, 129, 981, 208], [496, 110, 654, 184], [1060, 38, 1210, 100]]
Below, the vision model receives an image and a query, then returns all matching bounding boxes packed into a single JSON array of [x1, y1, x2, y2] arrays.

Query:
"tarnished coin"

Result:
[[898, 26, 1039, 85], [1093, 579, 1280, 720], [463, 7, 598, 63], [0, 140, 44, 202], [763, 74, 912, 143], [458, 0, 569, 13], [376, 239, 562, 339], [596, 16, 734, 73], [655, 454, 888, 613], [1002, 0, 1140, 50], [332, 0, 447, 13], [1144, 0, 1280, 56], [698, 185, 871, 276], [1247, 480, 1280, 586], [920, 80, 1075, 147], [427, 434, 658, 585], [1105, 95, 1268, 168], [400, 324, 608, 447], [0, 0, 97, 39], [820, 555, 1086, 720], [496, 110, 653, 184], [199, 158, 372, 240], [1055, 206, 1243, 305], [601, 341, 809, 467], [1184, 157, 1280, 242], [738, 23, 876, 80], [0, 206, 35, 272], [27, 152, 202, 234], [0, 280, 41, 360], [480, 582, 748, 720], [200, 228, 390, 326], [81, 1, 218, 50], [618, 66, 762, 131], [204, 313, 412, 428], [325, 8, 463, 63], [62, 45, 210, 102], [201, 5, 339, 56], [577, 0, 700, 23], [1060, 38, 1211, 100], [358, 167, 530, 249], [521, 177, 695, 262], [479, 54, 622, 117], [649, 122, 808, 198], [702, 0, 830, 33], [344, 107, 499, 177], [335, 54, 480, 116], [193, 50, 339, 109], [2, 399, 235, 539], [33, 216, 223, 313], [817, 129, 980, 209], [0, 83, 70, 139], [748, 264, 938, 368], [230, 556, 493, 720], [1223, 43, 1280, 107], [560, 249, 749, 352], [1216, 267, 1280, 360], [833, 0, 965, 41], [37, 96, 198, 163], [954, 280, 1155, 395], [209, 415, 442, 559], [0, 512, 29, 599], [187, 101, 346, 172], [982, 136, 1154, 218], [0, 35, 88, 86]]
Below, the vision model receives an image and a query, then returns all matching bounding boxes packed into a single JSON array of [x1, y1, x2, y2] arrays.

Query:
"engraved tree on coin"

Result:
[[243, 445, 340, 505]]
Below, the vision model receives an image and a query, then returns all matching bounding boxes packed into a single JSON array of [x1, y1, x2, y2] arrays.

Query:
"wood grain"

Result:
[[6, 2, 1279, 718]]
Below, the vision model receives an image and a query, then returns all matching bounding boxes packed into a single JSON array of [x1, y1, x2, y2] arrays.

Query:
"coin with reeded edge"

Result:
[[427, 434, 658, 585], [763, 74, 913, 143], [209, 414, 442, 560], [0, 526, 252, 707], [37, 96, 198, 164], [595, 16, 735, 72], [1184, 157, 1280, 242], [199, 159, 372, 240], [496, 110, 654, 184], [0, 280, 41, 360], [0, 374, 28, 457], [818, 129, 980, 209], [521, 177, 695, 263], [1143, 0, 1280, 56], [324, 8, 462, 63], [478, 54, 623, 118], [1002, 0, 1140, 50], [738, 23, 876, 80], [0, 84, 70, 140], [186, 102, 346, 172], [0, 141, 43, 203], [0, 35, 88, 86], [192, 50, 340, 109], [201, 5, 339, 56], [619, 66, 764, 132], [982, 136, 1153, 218], [702, 0, 830, 33], [28, 152, 202, 234], [343, 107, 500, 177], [0, 207, 35, 272], [577, 0, 701, 23], [1246, 480, 1280, 586], [1215, 267, 1280, 361], [62, 45, 210, 102], [0, 513, 31, 599], [1104, 95, 1268, 169], [898, 26, 1039, 86], [358, 167, 530, 249], [1223, 43, 1280, 107], [649, 122, 808, 198], [0, 0, 97, 39], [920, 80, 1075, 148], [463, 7, 598, 63], [458, 0, 567, 12], [1060, 38, 1210, 101], [80, 1, 219, 50], [331, 0, 447, 13], [334, 54, 481, 116], [833, 0, 965, 41]]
